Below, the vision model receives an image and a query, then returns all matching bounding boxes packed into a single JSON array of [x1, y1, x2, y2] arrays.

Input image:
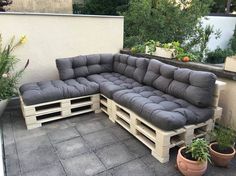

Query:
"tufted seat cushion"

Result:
[[143, 59, 216, 108], [56, 54, 114, 80], [87, 72, 142, 98], [113, 86, 214, 131], [19, 78, 99, 105]]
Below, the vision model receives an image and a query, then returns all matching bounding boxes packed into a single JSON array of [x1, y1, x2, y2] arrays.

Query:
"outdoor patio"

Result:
[[1, 99, 236, 176]]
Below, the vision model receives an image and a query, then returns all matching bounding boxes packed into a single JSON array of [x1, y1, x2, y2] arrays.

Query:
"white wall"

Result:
[[0, 13, 124, 84], [202, 15, 236, 51]]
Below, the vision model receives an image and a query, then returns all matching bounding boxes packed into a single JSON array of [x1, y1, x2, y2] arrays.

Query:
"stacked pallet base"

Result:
[[20, 81, 225, 163], [20, 94, 100, 130]]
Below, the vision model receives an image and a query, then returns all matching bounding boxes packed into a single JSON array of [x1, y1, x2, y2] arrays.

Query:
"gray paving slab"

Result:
[[61, 152, 106, 176], [18, 146, 59, 173], [22, 163, 66, 176], [76, 119, 108, 135], [95, 143, 136, 169], [54, 137, 90, 159], [108, 125, 132, 141], [5, 153, 21, 176], [48, 127, 80, 144], [83, 129, 119, 150], [111, 159, 155, 176]]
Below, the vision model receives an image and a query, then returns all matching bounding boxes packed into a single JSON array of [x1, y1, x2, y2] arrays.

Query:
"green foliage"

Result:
[[73, 0, 129, 15], [123, 0, 214, 48], [176, 52, 198, 62], [145, 40, 156, 55], [212, 125, 236, 151], [186, 138, 211, 163], [210, 0, 236, 13], [206, 48, 234, 64], [0, 35, 29, 100], [130, 44, 145, 54], [184, 23, 221, 62], [230, 25, 236, 52]]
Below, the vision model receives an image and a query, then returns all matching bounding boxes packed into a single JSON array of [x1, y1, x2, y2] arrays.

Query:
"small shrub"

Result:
[[206, 48, 234, 64], [212, 125, 236, 151], [186, 138, 210, 163]]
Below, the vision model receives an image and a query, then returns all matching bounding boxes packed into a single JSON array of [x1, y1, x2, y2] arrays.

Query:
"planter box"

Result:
[[224, 56, 236, 72], [146, 46, 175, 59]]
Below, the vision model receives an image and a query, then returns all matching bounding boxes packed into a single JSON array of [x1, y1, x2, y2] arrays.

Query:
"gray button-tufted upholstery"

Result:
[[20, 53, 217, 131], [56, 54, 113, 80], [87, 72, 142, 98], [19, 78, 99, 105], [113, 86, 213, 131], [113, 54, 149, 83], [143, 59, 216, 107]]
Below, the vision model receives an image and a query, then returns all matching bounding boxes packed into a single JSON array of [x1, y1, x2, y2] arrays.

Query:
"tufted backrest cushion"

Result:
[[113, 54, 149, 83], [56, 54, 114, 80], [143, 59, 217, 107]]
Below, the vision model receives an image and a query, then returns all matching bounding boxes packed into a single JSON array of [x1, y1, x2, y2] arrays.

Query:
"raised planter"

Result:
[[0, 99, 8, 117], [177, 146, 208, 176], [224, 56, 236, 73], [209, 142, 236, 167], [146, 46, 175, 59]]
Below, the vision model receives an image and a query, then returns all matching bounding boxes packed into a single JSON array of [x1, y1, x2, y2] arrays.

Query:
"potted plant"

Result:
[[0, 34, 29, 117], [209, 125, 236, 167], [177, 138, 210, 176]]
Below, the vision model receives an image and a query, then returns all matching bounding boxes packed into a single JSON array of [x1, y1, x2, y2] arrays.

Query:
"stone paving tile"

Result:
[[76, 119, 108, 135], [108, 125, 132, 141], [48, 127, 80, 144], [5, 153, 21, 176], [61, 152, 106, 176], [95, 143, 136, 169], [95, 170, 113, 176], [22, 163, 66, 176], [123, 138, 150, 158], [4, 143, 17, 156], [16, 134, 51, 153], [110, 159, 155, 176], [18, 146, 59, 173], [43, 120, 72, 132], [54, 137, 90, 159], [69, 112, 107, 126], [83, 129, 119, 150]]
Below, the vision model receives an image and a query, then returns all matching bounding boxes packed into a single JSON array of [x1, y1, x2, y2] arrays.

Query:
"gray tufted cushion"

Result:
[[113, 86, 213, 131], [143, 59, 216, 107], [87, 72, 142, 98], [113, 54, 149, 83], [56, 54, 114, 80], [19, 78, 99, 105]]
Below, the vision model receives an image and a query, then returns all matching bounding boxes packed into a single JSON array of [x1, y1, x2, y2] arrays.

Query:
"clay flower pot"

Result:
[[209, 142, 236, 167], [177, 147, 207, 176]]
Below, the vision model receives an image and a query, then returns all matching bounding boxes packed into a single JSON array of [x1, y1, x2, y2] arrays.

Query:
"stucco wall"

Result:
[[218, 78, 236, 129], [9, 0, 73, 13], [0, 13, 124, 84], [202, 16, 236, 51]]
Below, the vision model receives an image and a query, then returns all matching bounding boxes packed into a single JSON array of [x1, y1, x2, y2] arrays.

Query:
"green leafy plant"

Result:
[[176, 52, 198, 62], [0, 34, 29, 100], [206, 48, 234, 64], [184, 23, 221, 62], [186, 138, 211, 163], [145, 40, 157, 55], [130, 44, 145, 54], [230, 25, 236, 53], [123, 0, 214, 47], [212, 125, 236, 151]]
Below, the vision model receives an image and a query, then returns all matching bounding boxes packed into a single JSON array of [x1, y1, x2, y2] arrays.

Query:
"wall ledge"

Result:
[[0, 12, 124, 19], [120, 49, 236, 81]]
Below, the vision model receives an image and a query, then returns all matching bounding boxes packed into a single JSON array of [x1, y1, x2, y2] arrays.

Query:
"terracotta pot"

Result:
[[0, 99, 8, 117], [209, 142, 236, 167], [177, 147, 207, 176]]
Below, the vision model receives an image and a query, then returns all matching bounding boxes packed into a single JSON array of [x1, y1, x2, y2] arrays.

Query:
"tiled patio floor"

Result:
[[1, 99, 236, 176]]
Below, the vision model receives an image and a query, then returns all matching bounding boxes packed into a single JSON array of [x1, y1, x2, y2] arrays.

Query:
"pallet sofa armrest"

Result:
[[212, 80, 226, 121]]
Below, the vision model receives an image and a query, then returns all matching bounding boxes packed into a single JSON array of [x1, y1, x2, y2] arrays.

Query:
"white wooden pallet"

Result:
[[107, 80, 225, 163], [20, 94, 100, 130]]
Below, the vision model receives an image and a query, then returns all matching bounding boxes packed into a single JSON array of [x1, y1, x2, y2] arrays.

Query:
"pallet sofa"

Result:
[[19, 53, 225, 163]]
